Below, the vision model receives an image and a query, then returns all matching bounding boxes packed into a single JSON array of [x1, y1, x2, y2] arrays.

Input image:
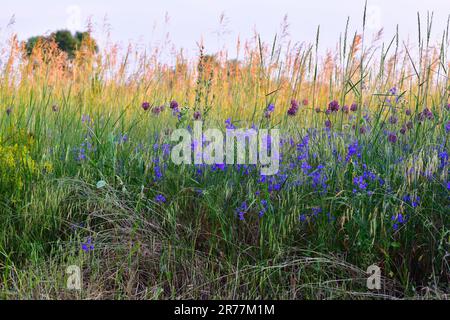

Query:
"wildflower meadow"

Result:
[[0, 6, 449, 300]]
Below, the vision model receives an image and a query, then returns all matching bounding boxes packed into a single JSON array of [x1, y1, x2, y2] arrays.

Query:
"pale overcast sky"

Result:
[[1, 0, 449, 59]]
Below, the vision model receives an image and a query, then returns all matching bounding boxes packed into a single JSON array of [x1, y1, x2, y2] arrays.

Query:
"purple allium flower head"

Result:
[[353, 175, 368, 191], [287, 100, 299, 116], [418, 112, 425, 122], [389, 87, 397, 95], [325, 119, 332, 128], [389, 115, 398, 124], [152, 106, 161, 114], [193, 111, 201, 120], [445, 121, 450, 134], [405, 109, 411, 116], [342, 105, 349, 113], [291, 99, 299, 108], [406, 121, 413, 130], [328, 100, 340, 112], [288, 99, 299, 115], [266, 103, 275, 113], [225, 118, 235, 129], [359, 126, 367, 135], [170, 100, 179, 109], [424, 108, 433, 119], [391, 212, 408, 231], [400, 126, 406, 135], [419, 108, 433, 121], [236, 201, 249, 220], [216, 163, 226, 170], [350, 103, 358, 112], [388, 132, 397, 143], [142, 101, 150, 111]]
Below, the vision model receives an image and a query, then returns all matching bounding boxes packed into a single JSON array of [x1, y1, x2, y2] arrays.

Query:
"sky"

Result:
[[1, 0, 449, 60]]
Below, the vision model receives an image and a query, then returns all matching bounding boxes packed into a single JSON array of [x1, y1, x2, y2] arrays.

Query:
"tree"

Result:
[[25, 30, 98, 59]]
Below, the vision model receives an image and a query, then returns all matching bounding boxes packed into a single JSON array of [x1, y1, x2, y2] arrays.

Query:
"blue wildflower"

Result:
[[259, 199, 268, 217], [402, 194, 420, 208], [353, 176, 368, 191], [154, 194, 166, 204], [391, 213, 408, 231], [346, 141, 361, 162], [81, 237, 94, 252], [299, 214, 307, 222], [389, 87, 397, 95], [225, 118, 235, 129], [236, 201, 249, 220]]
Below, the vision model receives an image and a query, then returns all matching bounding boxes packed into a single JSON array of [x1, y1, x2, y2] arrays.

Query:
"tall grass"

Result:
[[0, 9, 448, 299]]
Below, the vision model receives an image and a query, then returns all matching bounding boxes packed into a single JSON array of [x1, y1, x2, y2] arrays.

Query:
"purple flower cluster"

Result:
[[225, 118, 235, 129], [418, 108, 434, 122], [169, 100, 182, 118], [152, 105, 164, 115], [299, 207, 334, 224], [388, 132, 397, 144], [170, 100, 179, 110], [391, 213, 408, 231], [327, 100, 340, 113], [194, 111, 202, 120], [264, 103, 275, 118], [287, 99, 299, 116]]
